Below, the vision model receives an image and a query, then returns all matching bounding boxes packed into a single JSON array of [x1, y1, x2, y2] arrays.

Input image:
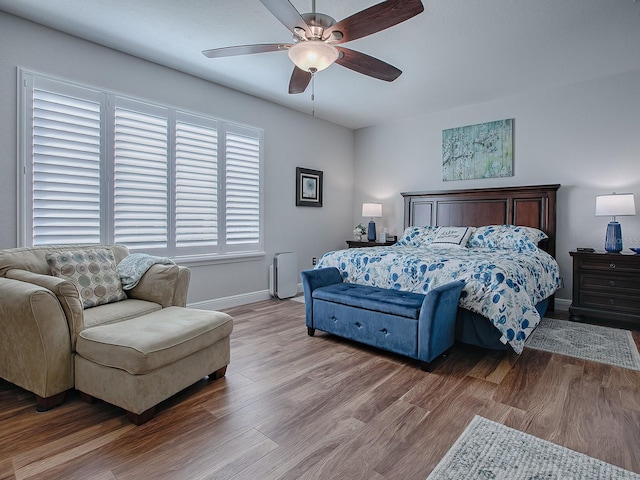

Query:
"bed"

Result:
[[316, 184, 562, 354]]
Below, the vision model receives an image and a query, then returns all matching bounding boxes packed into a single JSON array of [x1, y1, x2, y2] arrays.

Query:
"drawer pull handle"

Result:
[[609, 263, 616, 269], [609, 280, 616, 287], [609, 299, 615, 305]]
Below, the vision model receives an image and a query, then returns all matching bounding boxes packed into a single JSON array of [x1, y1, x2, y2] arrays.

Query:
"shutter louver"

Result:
[[32, 87, 101, 245], [225, 130, 261, 245], [114, 105, 168, 249], [175, 120, 218, 248]]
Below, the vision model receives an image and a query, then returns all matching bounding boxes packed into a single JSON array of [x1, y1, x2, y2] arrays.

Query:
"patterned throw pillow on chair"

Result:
[[46, 248, 127, 309]]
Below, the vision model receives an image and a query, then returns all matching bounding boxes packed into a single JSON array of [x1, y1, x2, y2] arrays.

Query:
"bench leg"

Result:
[[419, 347, 453, 372], [208, 366, 227, 381], [127, 406, 156, 425], [307, 327, 315, 336], [419, 360, 436, 372], [35, 391, 66, 412]]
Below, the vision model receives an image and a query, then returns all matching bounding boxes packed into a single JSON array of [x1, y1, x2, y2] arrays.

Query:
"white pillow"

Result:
[[431, 226, 474, 248]]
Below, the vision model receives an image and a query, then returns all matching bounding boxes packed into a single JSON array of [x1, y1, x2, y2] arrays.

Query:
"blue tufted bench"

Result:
[[300, 267, 465, 370]]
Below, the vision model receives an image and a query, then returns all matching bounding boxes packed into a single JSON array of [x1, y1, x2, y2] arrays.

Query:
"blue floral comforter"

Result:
[[316, 245, 562, 354]]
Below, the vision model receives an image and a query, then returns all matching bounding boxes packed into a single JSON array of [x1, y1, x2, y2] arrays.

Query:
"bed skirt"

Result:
[[455, 298, 549, 351]]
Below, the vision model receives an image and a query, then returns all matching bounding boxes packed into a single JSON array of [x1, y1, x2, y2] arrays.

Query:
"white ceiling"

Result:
[[1, 0, 640, 129]]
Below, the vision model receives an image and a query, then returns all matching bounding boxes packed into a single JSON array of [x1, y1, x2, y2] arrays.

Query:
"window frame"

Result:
[[18, 68, 265, 264]]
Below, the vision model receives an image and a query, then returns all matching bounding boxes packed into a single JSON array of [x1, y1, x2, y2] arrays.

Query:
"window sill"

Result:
[[172, 251, 266, 267]]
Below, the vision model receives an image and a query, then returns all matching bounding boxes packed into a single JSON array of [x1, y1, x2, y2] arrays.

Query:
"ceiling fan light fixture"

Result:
[[288, 41, 339, 73]]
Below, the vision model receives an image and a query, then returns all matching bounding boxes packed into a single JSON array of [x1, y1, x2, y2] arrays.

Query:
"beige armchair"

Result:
[[0, 244, 190, 411]]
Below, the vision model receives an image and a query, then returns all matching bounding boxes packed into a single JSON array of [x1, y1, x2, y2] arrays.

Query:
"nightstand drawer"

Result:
[[579, 273, 640, 294], [580, 293, 640, 314], [577, 257, 640, 273]]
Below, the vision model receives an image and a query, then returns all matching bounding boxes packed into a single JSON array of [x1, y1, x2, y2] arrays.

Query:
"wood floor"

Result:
[[1, 299, 639, 479]]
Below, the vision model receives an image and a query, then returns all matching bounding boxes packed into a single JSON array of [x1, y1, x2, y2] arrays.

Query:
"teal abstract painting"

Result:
[[442, 119, 513, 181]]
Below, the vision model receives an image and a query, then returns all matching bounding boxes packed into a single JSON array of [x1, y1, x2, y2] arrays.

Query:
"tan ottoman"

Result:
[[75, 306, 233, 424]]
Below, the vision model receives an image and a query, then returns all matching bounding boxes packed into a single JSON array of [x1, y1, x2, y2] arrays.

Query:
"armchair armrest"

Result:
[[0, 277, 73, 400], [6, 269, 84, 348], [127, 264, 191, 308]]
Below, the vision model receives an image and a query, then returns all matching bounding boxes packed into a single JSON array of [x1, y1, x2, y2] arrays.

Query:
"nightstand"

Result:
[[569, 250, 640, 329], [346, 240, 396, 248]]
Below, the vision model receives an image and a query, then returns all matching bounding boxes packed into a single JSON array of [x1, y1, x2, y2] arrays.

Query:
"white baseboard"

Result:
[[188, 283, 304, 311], [554, 298, 571, 312], [188, 290, 272, 311]]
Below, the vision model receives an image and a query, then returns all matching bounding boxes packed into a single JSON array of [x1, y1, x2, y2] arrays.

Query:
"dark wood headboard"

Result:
[[401, 184, 560, 258]]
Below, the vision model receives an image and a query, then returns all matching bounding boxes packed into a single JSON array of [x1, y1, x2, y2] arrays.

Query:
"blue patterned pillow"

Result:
[[395, 226, 440, 247], [468, 225, 548, 252]]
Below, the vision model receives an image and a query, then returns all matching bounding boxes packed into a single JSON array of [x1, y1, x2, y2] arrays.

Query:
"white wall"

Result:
[[354, 70, 640, 306], [0, 12, 355, 306]]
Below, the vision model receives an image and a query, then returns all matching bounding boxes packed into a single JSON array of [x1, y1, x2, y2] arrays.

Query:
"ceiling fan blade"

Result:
[[335, 47, 402, 82], [324, 0, 424, 44], [259, 0, 311, 38], [289, 67, 312, 94], [202, 43, 291, 58]]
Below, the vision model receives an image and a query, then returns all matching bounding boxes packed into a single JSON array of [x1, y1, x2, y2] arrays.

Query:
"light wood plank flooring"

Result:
[[1, 299, 639, 479]]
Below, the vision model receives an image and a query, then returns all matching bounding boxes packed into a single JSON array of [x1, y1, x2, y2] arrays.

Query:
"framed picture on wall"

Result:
[[296, 167, 323, 207], [442, 118, 514, 181]]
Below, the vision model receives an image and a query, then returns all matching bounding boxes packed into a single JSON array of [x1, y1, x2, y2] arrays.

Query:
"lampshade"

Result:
[[287, 41, 339, 73], [595, 193, 636, 218], [362, 203, 382, 218]]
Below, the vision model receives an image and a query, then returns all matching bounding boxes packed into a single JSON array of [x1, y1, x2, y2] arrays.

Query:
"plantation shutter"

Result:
[[225, 126, 262, 248], [175, 114, 218, 250], [21, 70, 263, 258], [113, 98, 168, 249], [29, 76, 102, 245]]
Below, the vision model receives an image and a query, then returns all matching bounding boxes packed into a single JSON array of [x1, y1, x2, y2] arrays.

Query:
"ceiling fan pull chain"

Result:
[[311, 74, 315, 117]]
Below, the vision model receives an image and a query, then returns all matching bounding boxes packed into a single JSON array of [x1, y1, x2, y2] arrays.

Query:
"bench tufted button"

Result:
[[355, 322, 362, 328], [380, 328, 388, 335]]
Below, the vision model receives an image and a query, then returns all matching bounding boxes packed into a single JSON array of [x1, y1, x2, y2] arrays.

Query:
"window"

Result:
[[19, 70, 263, 261]]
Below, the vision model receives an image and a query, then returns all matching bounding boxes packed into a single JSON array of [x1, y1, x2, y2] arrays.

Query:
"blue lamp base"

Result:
[[604, 221, 623, 253], [367, 220, 376, 242]]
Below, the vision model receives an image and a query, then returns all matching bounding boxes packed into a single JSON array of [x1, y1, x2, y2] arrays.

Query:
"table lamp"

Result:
[[595, 193, 636, 253], [362, 203, 382, 242]]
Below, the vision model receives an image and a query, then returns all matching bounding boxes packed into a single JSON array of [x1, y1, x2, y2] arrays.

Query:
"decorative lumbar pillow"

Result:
[[431, 226, 474, 247], [46, 248, 127, 309]]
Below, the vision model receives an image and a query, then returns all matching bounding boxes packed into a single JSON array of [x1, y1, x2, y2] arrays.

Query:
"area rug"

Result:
[[290, 295, 305, 304], [525, 317, 640, 371], [427, 415, 640, 480]]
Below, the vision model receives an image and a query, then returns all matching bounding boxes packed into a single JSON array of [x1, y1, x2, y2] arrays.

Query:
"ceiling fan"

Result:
[[202, 0, 424, 94]]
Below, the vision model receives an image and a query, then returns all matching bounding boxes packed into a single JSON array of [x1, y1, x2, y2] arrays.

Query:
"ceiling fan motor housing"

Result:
[[296, 12, 338, 41]]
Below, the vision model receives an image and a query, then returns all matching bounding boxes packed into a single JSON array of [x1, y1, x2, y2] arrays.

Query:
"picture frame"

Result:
[[442, 118, 514, 181], [296, 167, 323, 207]]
